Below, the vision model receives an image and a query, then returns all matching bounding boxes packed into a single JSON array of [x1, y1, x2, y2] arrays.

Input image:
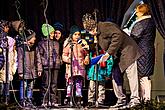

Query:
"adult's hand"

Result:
[[98, 53, 110, 63]]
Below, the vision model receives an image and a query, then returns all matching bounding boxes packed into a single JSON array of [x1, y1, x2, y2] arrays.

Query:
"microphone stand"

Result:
[[68, 36, 74, 107], [22, 30, 27, 107], [47, 27, 51, 107], [93, 9, 99, 108], [93, 9, 108, 108], [43, 0, 52, 107], [94, 40, 99, 107], [14, 0, 31, 108]]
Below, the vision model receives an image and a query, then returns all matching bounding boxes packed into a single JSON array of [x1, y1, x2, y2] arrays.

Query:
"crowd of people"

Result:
[[0, 3, 156, 109]]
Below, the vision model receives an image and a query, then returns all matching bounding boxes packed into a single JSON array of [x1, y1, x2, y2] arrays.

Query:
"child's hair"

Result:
[[136, 4, 150, 16], [0, 20, 9, 32], [82, 13, 97, 32]]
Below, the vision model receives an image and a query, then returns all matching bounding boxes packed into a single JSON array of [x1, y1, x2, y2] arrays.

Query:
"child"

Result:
[[53, 22, 66, 105], [39, 24, 60, 107], [87, 47, 113, 107], [16, 24, 42, 106], [0, 20, 17, 104], [62, 25, 89, 106]]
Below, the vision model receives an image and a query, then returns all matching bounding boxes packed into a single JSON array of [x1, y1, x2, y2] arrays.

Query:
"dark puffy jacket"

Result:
[[17, 45, 43, 79], [38, 38, 60, 69], [131, 17, 156, 77]]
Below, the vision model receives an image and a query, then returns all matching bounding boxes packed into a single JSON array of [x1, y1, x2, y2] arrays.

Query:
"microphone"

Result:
[[81, 30, 92, 36], [77, 38, 89, 50]]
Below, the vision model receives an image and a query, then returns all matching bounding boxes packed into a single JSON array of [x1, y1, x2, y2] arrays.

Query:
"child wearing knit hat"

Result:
[[53, 22, 64, 41], [17, 28, 42, 107], [53, 22, 66, 103], [39, 23, 60, 107], [62, 25, 89, 106]]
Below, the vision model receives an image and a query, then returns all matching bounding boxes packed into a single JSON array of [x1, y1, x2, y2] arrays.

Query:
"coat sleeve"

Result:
[[36, 47, 43, 72], [62, 45, 71, 63], [11, 50, 17, 75], [38, 41, 47, 66], [17, 47, 23, 74], [130, 22, 144, 40], [99, 22, 124, 55], [107, 32, 124, 55]]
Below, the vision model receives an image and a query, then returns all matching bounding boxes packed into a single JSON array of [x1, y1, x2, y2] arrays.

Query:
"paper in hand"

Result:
[[98, 53, 110, 63], [90, 54, 104, 66]]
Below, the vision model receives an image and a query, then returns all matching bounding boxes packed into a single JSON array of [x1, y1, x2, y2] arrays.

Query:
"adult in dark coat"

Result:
[[130, 3, 156, 103], [82, 14, 143, 108]]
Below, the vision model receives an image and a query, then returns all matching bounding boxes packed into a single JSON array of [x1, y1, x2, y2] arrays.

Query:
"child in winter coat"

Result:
[[62, 25, 89, 105]]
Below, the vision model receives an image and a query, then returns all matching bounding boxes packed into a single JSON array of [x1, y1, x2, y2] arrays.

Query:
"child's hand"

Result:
[[98, 53, 110, 63], [19, 73, 23, 79], [84, 55, 89, 65]]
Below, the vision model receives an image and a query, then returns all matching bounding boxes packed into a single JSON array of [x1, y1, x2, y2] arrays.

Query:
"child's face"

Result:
[[27, 36, 36, 47], [4, 26, 9, 33], [72, 31, 80, 42], [55, 30, 62, 40], [50, 31, 55, 40]]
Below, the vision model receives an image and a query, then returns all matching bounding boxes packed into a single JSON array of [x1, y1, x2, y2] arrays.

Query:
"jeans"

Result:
[[20, 80, 33, 100]]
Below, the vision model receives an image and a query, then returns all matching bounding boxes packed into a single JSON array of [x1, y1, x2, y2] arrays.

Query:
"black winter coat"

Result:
[[131, 16, 156, 77]]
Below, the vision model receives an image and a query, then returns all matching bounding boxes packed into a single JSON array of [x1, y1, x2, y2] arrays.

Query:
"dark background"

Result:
[[0, 0, 134, 105], [5, 0, 165, 107], [0, 0, 133, 37], [1, 0, 165, 107]]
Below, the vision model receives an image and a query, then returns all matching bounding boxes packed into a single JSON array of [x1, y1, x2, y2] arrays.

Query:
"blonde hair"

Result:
[[136, 4, 150, 15]]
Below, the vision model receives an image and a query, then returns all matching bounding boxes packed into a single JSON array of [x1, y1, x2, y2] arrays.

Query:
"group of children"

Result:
[[0, 19, 114, 108]]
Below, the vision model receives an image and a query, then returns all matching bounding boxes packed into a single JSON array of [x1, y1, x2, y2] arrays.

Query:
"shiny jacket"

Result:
[[62, 38, 88, 81], [38, 38, 60, 69], [17, 45, 42, 79], [130, 16, 156, 77], [0, 36, 17, 82]]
